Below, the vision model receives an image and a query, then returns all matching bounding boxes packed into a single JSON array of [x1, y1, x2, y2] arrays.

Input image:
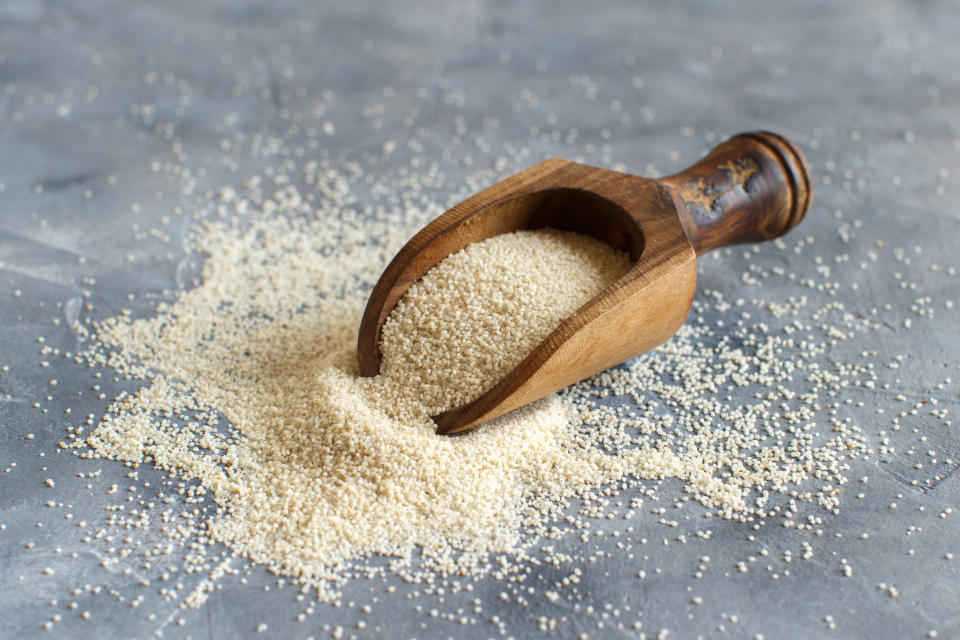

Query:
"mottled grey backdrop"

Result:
[[1, 1, 959, 638]]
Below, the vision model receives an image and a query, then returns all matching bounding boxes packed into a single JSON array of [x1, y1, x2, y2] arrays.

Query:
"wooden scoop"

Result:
[[358, 131, 812, 434]]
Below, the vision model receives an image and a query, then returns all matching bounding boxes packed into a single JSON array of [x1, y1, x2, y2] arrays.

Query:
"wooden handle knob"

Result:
[[660, 131, 812, 255]]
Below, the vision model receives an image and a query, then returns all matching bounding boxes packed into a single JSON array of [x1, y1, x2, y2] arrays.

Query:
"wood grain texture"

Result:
[[357, 131, 812, 434], [660, 131, 812, 255]]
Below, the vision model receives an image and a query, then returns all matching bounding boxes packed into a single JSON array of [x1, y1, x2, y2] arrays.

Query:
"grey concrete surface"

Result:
[[1, 0, 959, 638]]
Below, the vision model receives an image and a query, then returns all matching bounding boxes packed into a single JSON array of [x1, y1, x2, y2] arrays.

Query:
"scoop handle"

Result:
[[659, 131, 812, 255]]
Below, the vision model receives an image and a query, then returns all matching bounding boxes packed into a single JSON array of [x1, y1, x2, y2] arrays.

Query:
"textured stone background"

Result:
[[1, 1, 958, 638]]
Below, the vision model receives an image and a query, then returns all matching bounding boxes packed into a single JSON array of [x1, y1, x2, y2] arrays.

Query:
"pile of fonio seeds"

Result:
[[77, 168, 871, 600]]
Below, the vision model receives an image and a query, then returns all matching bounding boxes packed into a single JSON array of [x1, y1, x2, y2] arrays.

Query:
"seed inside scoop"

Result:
[[374, 228, 632, 419]]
